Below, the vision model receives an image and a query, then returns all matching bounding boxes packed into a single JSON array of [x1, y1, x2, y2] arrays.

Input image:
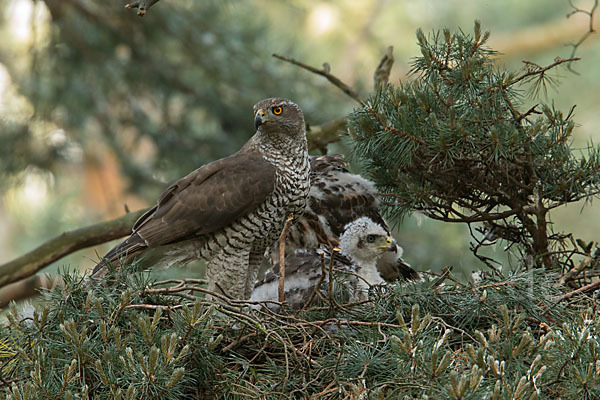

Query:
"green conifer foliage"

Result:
[[2, 267, 600, 399], [347, 21, 600, 271]]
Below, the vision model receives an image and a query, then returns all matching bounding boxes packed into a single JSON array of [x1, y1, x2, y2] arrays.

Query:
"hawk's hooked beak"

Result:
[[372, 236, 396, 251], [254, 108, 267, 129]]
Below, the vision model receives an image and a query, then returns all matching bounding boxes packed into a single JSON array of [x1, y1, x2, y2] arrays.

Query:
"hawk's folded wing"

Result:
[[95, 151, 276, 268]]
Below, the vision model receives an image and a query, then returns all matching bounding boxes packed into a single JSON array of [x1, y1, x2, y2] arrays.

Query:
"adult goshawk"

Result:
[[92, 98, 310, 300]]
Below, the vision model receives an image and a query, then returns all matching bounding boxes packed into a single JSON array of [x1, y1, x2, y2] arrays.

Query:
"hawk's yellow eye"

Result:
[[272, 106, 283, 115]]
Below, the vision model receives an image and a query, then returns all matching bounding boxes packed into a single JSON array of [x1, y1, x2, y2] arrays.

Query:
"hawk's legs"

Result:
[[205, 248, 251, 300]]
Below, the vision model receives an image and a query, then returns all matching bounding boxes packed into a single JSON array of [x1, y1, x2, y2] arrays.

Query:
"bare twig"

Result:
[[306, 118, 347, 153], [0, 208, 148, 290], [560, 243, 599, 284], [429, 266, 454, 288], [221, 332, 258, 352], [125, 303, 184, 311], [302, 252, 328, 309], [566, 0, 598, 72], [278, 214, 294, 303], [558, 278, 600, 302], [141, 279, 284, 308], [272, 54, 363, 104], [125, 0, 161, 16]]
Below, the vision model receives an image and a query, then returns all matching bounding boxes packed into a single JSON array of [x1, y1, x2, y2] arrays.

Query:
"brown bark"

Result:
[[0, 209, 147, 290]]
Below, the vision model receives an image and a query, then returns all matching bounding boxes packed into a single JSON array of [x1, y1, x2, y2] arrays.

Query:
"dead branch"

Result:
[[566, 0, 598, 71], [125, 0, 161, 16], [0, 208, 147, 290], [278, 214, 294, 303], [272, 53, 363, 104], [0, 275, 62, 308], [373, 46, 394, 90], [306, 118, 347, 153], [0, 114, 346, 299], [558, 278, 600, 302], [560, 244, 600, 285]]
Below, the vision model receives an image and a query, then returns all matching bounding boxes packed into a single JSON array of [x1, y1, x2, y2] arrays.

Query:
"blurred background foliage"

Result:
[[0, 0, 598, 280]]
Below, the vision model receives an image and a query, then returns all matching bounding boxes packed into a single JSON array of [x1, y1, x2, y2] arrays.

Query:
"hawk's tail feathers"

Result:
[[90, 233, 146, 278]]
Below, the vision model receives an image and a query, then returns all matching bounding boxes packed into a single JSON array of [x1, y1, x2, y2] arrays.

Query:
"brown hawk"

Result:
[[273, 154, 419, 282], [252, 217, 396, 309], [92, 98, 310, 300]]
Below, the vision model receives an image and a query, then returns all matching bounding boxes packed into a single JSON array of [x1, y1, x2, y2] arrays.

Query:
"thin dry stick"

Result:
[[302, 252, 328, 308], [278, 214, 294, 303], [272, 54, 363, 104], [507, 57, 580, 88], [222, 332, 258, 352], [125, 0, 161, 16], [125, 304, 185, 311], [558, 279, 600, 302], [566, 0, 598, 71]]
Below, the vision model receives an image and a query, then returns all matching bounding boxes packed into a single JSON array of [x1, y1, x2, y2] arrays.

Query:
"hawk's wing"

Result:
[[308, 154, 387, 241], [97, 151, 276, 266], [277, 154, 420, 282], [284, 154, 385, 252]]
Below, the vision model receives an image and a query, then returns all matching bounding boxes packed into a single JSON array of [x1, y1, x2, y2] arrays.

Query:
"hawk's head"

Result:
[[339, 217, 396, 264], [253, 98, 305, 137]]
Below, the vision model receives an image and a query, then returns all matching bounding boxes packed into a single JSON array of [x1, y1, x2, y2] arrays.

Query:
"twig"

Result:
[[0, 208, 148, 290], [125, 0, 161, 16], [365, 107, 427, 146], [560, 243, 599, 284], [507, 57, 580, 88], [566, 0, 598, 72], [558, 279, 600, 302], [272, 54, 363, 104], [306, 118, 347, 153], [222, 332, 258, 352], [125, 304, 185, 311], [278, 214, 294, 304], [143, 279, 284, 308], [292, 319, 402, 329], [431, 317, 477, 343], [303, 252, 328, 309], [430, 266, 454, 288]]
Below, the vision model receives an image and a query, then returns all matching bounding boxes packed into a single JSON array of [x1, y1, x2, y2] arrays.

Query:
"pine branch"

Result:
[[0, 208, 147, 289], [4, 266, 586, 399], [348, 23, 600, 272], [507, 56, 580, 88], [272, 53, 363, 104]]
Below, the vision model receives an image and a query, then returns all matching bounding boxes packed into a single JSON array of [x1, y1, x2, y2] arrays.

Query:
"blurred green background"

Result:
[[0, 0, 598, 282]]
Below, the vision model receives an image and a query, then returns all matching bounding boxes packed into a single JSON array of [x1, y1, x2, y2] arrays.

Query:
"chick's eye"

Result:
[[272, 106, 283, 115], [366, 235, 376, 243]]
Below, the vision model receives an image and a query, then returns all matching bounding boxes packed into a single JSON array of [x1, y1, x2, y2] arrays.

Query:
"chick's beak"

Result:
[[373, 236, 396, 251], [254, 108, 267, 129]]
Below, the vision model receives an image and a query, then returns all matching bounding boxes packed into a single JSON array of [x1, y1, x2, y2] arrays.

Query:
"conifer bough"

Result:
[[348, 21, 600, 271]]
